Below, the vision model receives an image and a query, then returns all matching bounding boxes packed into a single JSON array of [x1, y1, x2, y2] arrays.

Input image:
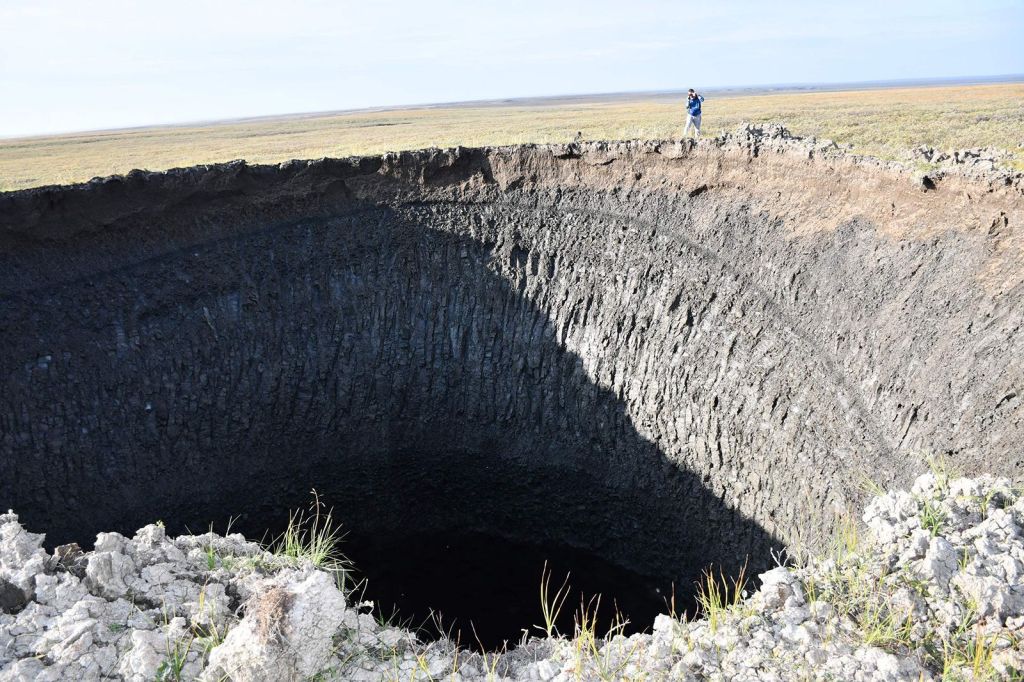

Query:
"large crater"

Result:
[[2, 128, 1022, 644]]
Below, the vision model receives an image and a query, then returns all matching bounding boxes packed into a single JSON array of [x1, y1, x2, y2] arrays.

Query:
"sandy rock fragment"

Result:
[[202, 570, 346, 681], [84, 548, 136, 600], [754, 565, 803, 610], [0, 513, 49, 606], [117, 617, 202, 682], [918, 536, 958, 591]]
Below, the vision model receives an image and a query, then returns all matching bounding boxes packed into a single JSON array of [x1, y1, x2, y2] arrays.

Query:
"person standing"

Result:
[[684, 89, 704, 138]]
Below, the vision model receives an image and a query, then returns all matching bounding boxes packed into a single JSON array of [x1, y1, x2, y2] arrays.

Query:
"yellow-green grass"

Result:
[[1, 83, 1022, 192]]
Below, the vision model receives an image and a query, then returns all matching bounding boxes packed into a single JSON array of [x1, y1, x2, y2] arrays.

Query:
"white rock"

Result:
[[202, 571, 346, 681], [0, 514, 49, 601], [84, 551, 136, 600], [118, 628, 170, 681], [919, 536, 958, 590]]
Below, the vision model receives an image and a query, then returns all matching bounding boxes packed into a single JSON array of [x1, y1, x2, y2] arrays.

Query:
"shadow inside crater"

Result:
[[0, 199, 782, 647]]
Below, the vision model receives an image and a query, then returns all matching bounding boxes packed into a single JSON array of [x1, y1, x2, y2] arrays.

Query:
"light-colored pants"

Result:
[[684, 113, 702, 138]]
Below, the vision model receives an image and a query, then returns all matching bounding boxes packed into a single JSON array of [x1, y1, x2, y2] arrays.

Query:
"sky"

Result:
[[1, 0, 1022, 138]]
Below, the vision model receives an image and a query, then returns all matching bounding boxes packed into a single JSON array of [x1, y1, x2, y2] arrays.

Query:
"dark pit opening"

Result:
[[345, 531, 674, 650], [215, 441, 723, 650]]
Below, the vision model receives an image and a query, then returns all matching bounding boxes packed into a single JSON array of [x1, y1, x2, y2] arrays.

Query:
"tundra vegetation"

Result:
[[0, 82, 1021, 191]]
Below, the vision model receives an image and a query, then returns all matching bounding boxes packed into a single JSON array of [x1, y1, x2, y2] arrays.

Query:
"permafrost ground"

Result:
[[1, 125, 1023, 679]]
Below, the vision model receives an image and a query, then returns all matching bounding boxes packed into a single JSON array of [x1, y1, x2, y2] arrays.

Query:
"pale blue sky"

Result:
[[1, 0, 1021, 137]]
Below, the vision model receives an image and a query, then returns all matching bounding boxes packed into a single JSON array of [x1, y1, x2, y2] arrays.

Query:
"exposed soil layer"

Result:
[[1, 126, 1022, 641]]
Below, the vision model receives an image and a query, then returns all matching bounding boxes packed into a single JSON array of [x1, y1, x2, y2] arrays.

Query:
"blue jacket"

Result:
[[687, 95, 704, 116]]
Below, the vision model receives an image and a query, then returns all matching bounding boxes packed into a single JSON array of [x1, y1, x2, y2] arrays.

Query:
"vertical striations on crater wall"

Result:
[[1, 127, 1021, 580]]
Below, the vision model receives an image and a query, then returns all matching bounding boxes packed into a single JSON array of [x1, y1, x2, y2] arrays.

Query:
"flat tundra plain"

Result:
[[0, 82, 1022, 192]]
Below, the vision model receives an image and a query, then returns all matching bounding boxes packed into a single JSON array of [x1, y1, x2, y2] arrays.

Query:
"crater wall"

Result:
[[1, 128, 1021, 585]]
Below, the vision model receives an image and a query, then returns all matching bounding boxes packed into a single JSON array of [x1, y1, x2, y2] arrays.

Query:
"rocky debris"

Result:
[[202, 572, 346, 681], [909, 144, 1013, 169], [1, 470, 1023, 679], [494, 469, 1024, 681], [726, 124, 1022, 188], [905, 144, 1021, 189]]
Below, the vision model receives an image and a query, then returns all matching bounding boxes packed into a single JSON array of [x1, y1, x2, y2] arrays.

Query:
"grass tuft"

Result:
[[695, 562, 748, 633], [536, 560, 572, 638], [270, 490, 352, 588], [919, 498, 947, 537]]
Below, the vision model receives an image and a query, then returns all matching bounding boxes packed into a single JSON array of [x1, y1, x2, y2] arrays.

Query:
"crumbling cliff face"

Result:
[[0, 126, 1021, 624]]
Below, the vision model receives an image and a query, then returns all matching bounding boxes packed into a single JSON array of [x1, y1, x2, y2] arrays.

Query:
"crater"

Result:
[[1, 130, 1021, 646]]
